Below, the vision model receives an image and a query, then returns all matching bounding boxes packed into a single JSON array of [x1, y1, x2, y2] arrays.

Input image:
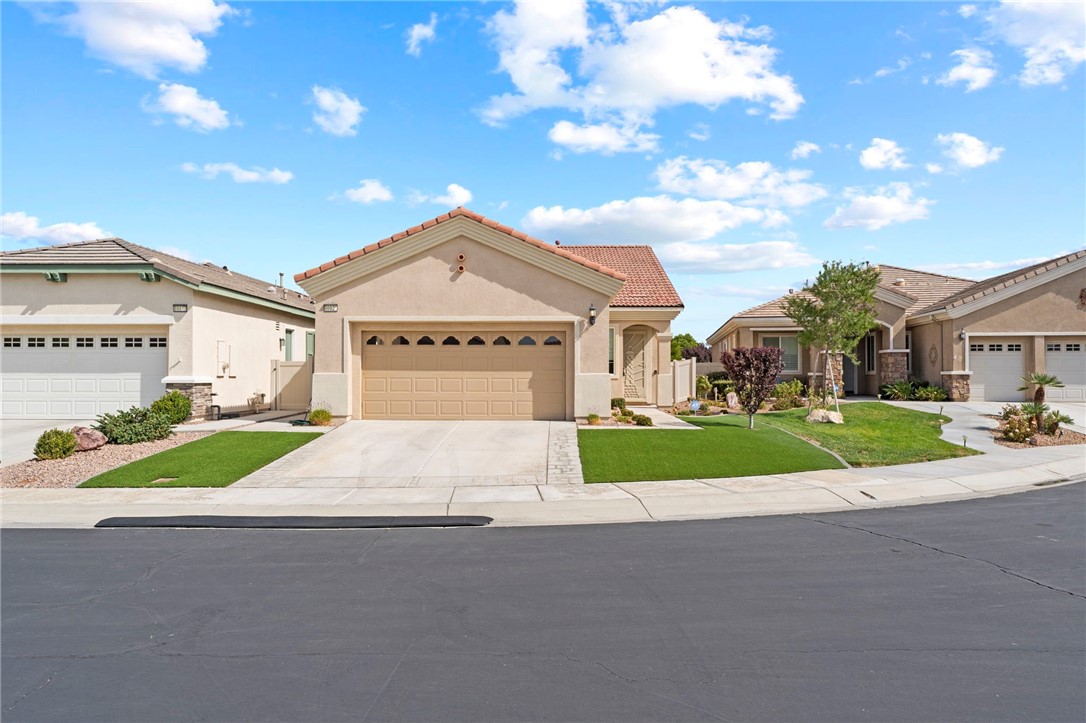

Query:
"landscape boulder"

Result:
[[71, 426, 108, 452], [725, 391, 740, 409], [806, 409, 844, 424]]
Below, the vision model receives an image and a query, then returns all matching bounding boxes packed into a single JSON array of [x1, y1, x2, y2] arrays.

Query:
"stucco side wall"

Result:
[[954, 270, 1085, 336], [908, 322, 944, 386], [190, 292, 313, 411]]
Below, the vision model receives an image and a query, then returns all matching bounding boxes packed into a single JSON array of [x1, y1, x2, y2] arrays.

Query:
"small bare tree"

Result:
[[720, 346, 784, 429]]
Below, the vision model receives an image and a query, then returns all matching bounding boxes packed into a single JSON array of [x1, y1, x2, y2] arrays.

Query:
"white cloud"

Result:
[[823, 183, 934, 231], [522, 195, 782, 245], [918, 254, 1062, 278], [405, 13, 437, 57], [36, 0, 234, 78], [548, 120, 659, 154], [875, 57, 912, 78], [142, 83, 231, 132], [984, 1, 1085, 86], [155, 245, 196, 262], [936, 132, 1004, 168], [925, 162, 944, 174], [339, 179, 394, 204], [859, 138, 910, 170], [937, 48, 997, 92], [483, 3, 802, 152], [181, 162, 293, 184], [685, 284, 791, 300], [310, 86, 365, 137], [688, 123, 711, 142], [791, 140, 821, 159], [412, 183, 473, 207], [654, 157, 828, 208], [958, 4, 978, 19], [656, 240, 818, 274], [0, 211, 107, 245]]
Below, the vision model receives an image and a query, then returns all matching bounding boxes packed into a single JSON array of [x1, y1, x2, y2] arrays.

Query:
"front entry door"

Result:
[[623, 331, 648, 402]]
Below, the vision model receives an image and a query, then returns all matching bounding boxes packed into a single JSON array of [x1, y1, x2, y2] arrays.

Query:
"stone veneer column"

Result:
[[166, 382, 214, 420], [808, 352, 845, 397], [878, 350, 909, 386], [940, 372, 971, 401]]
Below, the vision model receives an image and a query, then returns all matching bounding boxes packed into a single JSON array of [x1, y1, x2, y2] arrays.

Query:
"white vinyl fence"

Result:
[[672, 358, 697, 401]]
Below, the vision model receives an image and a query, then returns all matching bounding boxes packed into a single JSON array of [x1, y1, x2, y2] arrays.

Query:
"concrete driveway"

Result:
[[234, 420, 582, 488], [1, 419, 94, 468]]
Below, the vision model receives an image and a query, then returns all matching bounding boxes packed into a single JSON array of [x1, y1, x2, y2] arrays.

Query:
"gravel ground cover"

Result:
[[0, 433, 212, 489]]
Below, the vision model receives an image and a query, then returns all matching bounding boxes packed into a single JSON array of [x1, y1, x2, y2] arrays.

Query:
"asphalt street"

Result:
[[3, 483, 1084, 722]]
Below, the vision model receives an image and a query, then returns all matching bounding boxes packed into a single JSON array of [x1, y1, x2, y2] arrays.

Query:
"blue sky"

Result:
[[2, 1, 1083, 340]]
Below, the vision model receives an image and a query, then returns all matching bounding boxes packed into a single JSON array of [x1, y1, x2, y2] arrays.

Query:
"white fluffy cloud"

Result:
[[823, 183, 934, 231], [790, 141, 820, 159], [859, 138, 910, 170], [406, 13, 437, 57], [919, 255, 1061, 278], [656, 240, 818, 274], [925, 162, 944, 174], [181, 162, 293, 184], [688, 123, 711, 142], [412, 183, 473, 207], [654, 157, 827, 208], [1, 211, 107, 245], [958, 4, 978, 18], [936, 132, 1004, 168], [483, 3, 802, 152], [340, 179, 394, 204], [142, 83, 231, 131], [548, 120, 659, 154], [983, 1, 1085, 86], [937, 48, 997, 92], [37, 0, 234, 78], [310, 86, 365, 137], [522, 195, 786, 245]]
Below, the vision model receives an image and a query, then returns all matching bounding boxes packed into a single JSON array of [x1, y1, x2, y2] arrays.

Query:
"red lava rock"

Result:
[[71, 426, 108, 452]]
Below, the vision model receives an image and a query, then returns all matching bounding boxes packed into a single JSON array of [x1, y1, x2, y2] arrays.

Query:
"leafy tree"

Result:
[[671, 332, 698, 361], [681, 343, 712, 363], [719, 346, 784, 429], [782, 261, 881, 417], [1018, 373, 1064, 432]]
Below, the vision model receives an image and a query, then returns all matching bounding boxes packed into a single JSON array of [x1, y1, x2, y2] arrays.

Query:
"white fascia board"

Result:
[[946, 254, 1086, 320], [1, 314, 175, 326]]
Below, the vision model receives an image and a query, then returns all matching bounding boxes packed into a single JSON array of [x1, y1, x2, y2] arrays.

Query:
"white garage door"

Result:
[[1045, 341, 1086, 401], [970, 340, 1025, 402], [1, 333, 167, 419]]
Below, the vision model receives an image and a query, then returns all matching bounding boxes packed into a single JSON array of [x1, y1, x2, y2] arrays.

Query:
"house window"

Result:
[[149, 337, 167, 348], [27, 337, 46, 348], [608, 328, 615, 375], [100, 337, 118, 348], [1007, 343, 1022, 352], [125, 337, 143, 348], [864, 334, 876, 374], [762, 335, 799, 372], [970, 343, 984, 352], [52, 337, 70, 348], [988, 344, 1003, 352], [3, 337, 20, 348], [1067, 343, 1082, 352], [76, 337, 94, 348], [284, 329, 294, 361], [1047, 343, 1061, 352]]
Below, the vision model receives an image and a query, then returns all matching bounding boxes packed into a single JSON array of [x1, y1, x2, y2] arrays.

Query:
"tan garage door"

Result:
[[361, 331, 566, 420]]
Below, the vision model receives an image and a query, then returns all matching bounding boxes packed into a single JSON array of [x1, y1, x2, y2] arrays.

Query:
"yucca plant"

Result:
[[1018, 401, 1049, 436], [1018, 373, 1064, 406]]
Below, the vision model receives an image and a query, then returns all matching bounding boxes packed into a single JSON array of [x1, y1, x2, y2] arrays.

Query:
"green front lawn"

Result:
[[578, 415, 844, 483], [80, 431, 321, 488], [757, 402, 979, 467]]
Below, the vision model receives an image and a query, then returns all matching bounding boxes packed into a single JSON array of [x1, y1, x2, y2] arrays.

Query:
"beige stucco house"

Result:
[[706, 251, 1086, 402], [1, 238, 315, 419], [295, 208, 686, 420]]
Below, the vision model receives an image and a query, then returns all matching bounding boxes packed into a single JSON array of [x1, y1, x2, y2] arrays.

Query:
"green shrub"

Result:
[[1002, 415, 1034, 443], [695, 375, 711, 398], [771, 379, 805, 411], [94, 407, 173, 445], [586, 413, 601, 425], [912, 385, 948, 402], [611, 397, 627, 410], [881, 380, 914, 401], [706, 371, 729, 383], [1042, 411, 1074, 436], [149, 390, 192, 424], [34, 428, 77, 460], [999, 404, 1023, 420], [308, 408, 333, 426], [710, 380, 735, 398], [631, 414, 653, 427]]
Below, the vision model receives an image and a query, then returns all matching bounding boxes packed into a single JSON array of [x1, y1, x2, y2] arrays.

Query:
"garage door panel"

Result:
[[49, 400, 74, 416], [464, 400, 489, 416], [2, 379, 24, 393], [73, 400, 98, 416], [1046, 342, 1085, 401], [414, 400, 438, 416], [49, 379, 73, 393], [414, 377, 438, 393], [74, 379, 96, 393], [465, 378, 488, 393], [439, 378, 463, 393], [26, 379, 48, 393], [970, 340, 1025, 402], [389, 378, 412, 393]]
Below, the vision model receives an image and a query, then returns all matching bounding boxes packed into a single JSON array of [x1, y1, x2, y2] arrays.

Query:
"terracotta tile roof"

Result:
[[295, 207, 627, 284], [0, 238, 315, 312], [567, 245, 683, 307], [912, 249, 1086, 316]]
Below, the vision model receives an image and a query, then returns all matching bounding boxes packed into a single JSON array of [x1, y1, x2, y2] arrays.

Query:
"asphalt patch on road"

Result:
[[94, 515, 492, 529]]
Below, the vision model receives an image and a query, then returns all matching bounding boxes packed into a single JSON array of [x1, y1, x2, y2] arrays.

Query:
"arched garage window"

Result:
[[365, 335, 383, 345], [493, 336, 511, 345], [518, 336, 536, 346], [392, 336, 410, 345], [543, 335, 562, 346], [467, 336, 486, 346], [417, 336, 435, 345], [442, 336, 461, 345]]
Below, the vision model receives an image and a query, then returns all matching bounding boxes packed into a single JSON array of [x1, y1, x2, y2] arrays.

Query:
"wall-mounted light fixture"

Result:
[[172, 304, 189, 313], [588, 303, 597, 326], [279, 337, 286, 350], [321, 303, 339, 313], [958, 328, 967, 341]]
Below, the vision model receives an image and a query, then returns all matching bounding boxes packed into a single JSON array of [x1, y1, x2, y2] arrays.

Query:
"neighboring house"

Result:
[[706, 251, 1086, 402], [295, 207, 686, 420], [0, 238, 315, 420]]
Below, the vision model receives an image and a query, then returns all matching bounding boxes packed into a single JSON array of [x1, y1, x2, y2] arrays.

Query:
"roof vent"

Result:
[[788, 289, 794, 294], [893, 278, 906, 286], [554, 240, 561, 246], [267, 286, 276, 293]]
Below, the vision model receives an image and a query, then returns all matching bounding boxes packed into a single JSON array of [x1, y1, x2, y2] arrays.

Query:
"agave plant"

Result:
[[1018, 373, 1065, 406]]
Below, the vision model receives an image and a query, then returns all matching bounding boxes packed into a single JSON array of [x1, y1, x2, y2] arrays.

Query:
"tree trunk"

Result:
[[807, 350, 823, 416], [748, 413, 755, 430], [826, 351, 842, 415]]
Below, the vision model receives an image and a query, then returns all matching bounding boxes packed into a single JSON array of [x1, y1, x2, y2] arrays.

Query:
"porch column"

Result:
[[941, 371, 972, 401], [807, 351, 844, 397], [878, 350, 909, 386]]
